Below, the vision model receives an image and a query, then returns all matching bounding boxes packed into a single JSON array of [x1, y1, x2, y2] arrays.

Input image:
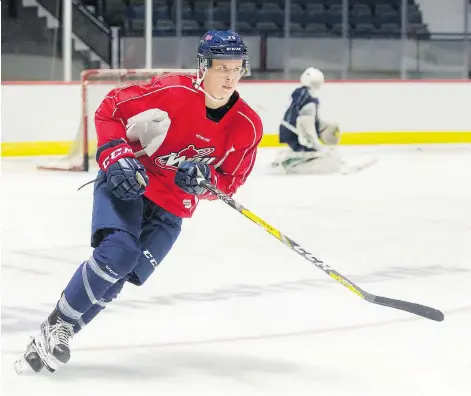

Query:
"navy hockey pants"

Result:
[[57, 170, 182, 332]]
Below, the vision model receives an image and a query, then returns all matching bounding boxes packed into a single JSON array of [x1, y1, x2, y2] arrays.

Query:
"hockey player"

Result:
[[272, 67, 341, 174], [15, 30, 263, 374]]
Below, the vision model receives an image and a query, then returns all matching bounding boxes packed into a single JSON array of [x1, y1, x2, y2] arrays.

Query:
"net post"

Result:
[[81, 69, 94, 172]]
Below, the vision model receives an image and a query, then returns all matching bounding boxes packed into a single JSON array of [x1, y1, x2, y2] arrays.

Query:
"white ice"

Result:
[[1, 146, 471, 396]]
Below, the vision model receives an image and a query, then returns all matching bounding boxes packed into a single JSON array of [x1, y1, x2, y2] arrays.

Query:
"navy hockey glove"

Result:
[[174, 161, 211, 195], [97, 139, 149, 200]]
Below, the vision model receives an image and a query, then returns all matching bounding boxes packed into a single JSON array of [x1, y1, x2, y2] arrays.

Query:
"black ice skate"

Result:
[[15, 336, 57, 374], [41, 308, 75, 364], [15, 308, 74, 374]]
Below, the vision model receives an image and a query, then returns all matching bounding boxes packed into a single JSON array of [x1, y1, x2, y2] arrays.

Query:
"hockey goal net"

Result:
[[37, 68, 196, 172]]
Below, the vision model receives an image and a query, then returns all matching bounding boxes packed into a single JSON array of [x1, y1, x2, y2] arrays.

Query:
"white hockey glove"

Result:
[[125, 108, 171, 157], [318, 121, 341, 145]]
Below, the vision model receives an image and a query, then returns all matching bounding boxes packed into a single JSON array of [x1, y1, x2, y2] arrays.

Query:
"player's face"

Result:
[[205, 59, 244, 100]]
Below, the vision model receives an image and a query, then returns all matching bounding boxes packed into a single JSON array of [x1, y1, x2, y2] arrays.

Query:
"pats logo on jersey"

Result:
[[154, 145, 216, 170]]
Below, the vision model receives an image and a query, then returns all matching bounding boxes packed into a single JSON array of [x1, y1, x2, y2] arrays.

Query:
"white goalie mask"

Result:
[[300, 67, 325, 98]]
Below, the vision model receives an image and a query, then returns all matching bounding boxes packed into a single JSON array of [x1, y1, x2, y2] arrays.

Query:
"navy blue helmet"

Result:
[[197, 30, 250, 76]]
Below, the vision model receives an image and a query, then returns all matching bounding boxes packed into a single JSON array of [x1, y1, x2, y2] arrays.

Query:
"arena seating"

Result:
[[124, 0, 429, 38]]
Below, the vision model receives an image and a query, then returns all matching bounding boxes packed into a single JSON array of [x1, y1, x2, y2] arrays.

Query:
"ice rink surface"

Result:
[[1, 145, 471, 396]]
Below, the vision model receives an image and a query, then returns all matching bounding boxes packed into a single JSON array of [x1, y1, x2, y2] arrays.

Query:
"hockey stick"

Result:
[[197, 177, 444, 322]]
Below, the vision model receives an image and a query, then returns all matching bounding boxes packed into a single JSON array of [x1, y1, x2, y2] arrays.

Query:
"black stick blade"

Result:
[[371, 296, 444, 322]]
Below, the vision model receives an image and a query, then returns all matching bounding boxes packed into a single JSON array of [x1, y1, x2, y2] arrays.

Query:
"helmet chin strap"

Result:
[[192, 67, 225, 102]]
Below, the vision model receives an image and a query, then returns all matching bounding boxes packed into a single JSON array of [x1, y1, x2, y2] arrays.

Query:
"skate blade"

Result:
[[15, 336, 59, 375], [14, 357, 29, 375], [15, 355, 56, 374]]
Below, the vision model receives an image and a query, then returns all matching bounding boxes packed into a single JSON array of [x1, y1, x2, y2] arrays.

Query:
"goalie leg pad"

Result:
[[287, 154, 343, 175], [270, 148, 343, 175], [271, 149, 321, 172]]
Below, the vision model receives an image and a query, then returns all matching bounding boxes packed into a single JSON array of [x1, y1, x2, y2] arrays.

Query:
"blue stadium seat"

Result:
[[169, 1, 193, 20], [153, 0, 169, 6], [353, 23, 377, 36], [256, 21, 281, 34], [367, 0, 415, 5], [129, 18, 145, 32], [238, 1, 256, 8], [287, 3, 305, 24], [193, 9, 204, 24], [375, 4, 395, 14], [193, 2, 209, 12], [351, 4, 372, 14], [304, 22, 329, 35], [305, 3, 324, 13], [153, 19, 175, 34], [237, 0, 262, 5], [407, 10, 422, 24], [237, 4, 257, 24], [261, 2, 282, 10], [407, 4, 420, 10], [305, 10, 327, 25], [331, 23, 348, 35], [193, 0, 214, 6], [289, 22, 306, 34], [153, 5, 169, 20], [292, 0, 324, 5], [351, 13, 373, 25], [257, 4, 283, 24], [132, 5, 145, 19], [213, 6, 231, 23], [325, 8, 342, 25], [193, 0, 214, 7], [351, 4, 373, 24], [376, 10, 400, 25], [203, 20, 227, 30], [378, 22, 401, 36], [235, 20, 255, 34], [195, 6, 230, 25], [181, 19, 201, 34], [324, 0, 343, 7], [328, 4, 343, 12]]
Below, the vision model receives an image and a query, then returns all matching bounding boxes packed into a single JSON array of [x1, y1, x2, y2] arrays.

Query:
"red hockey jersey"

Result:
[[94, 74, 263, 218]]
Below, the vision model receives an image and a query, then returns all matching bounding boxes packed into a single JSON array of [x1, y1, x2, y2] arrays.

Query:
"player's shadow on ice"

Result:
[[50, 350, 337, 383]]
